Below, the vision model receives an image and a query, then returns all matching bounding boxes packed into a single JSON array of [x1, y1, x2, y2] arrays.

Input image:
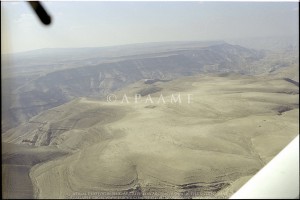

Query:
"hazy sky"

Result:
[[1, 1, 299, 53]]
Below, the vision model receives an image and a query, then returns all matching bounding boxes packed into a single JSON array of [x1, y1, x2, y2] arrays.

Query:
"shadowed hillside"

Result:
[[2, 42, 266, 132], [3, 72, 298, 199]]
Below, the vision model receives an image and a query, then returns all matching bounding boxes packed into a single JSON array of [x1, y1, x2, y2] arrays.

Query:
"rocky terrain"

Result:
[[2, 40, 299, 199], [2, 71, 299, 199], [2, 42, 267, 132]]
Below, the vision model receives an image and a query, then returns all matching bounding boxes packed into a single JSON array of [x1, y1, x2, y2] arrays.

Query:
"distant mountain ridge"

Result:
[[2, 40, 298, 132], [228, 35, 299, 51], [3, 40, 226, 67]]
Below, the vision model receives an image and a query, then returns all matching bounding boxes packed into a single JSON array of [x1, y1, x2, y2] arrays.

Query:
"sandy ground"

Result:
[[2, 74, 299, 199]]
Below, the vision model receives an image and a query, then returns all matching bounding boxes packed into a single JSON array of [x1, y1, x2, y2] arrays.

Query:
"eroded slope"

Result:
[[3, 74, 299, 199]]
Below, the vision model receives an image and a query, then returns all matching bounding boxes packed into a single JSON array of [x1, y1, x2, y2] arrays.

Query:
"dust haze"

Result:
[[1, 2, 299, 199]]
